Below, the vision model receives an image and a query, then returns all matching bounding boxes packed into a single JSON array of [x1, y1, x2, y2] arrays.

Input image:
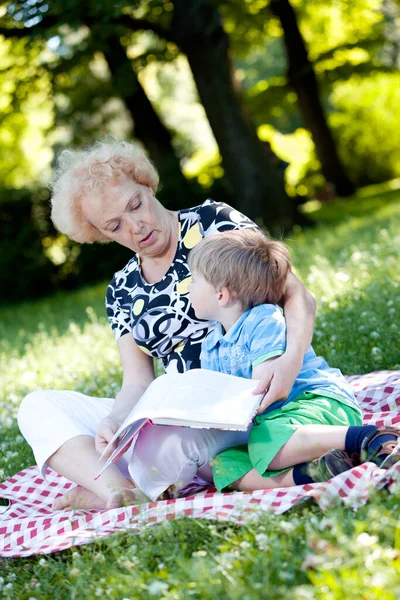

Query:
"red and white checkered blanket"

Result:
[[1, 370, 400, 558]]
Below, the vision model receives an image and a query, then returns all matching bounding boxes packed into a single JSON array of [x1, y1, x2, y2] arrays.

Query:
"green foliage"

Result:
[[0, 186, 134, 303], [2, 0, 400, 290], [0, 0, 398, 203], [2, 498, 400, 598], [0, 190, 56, 302], [291, 184, 400, 373], [0, 36, 53, 187], [226, 0, 398, 196], [330, 72, 400, 185]]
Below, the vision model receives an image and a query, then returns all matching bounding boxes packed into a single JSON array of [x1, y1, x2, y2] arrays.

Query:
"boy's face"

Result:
[[188, 271, 220, 321]]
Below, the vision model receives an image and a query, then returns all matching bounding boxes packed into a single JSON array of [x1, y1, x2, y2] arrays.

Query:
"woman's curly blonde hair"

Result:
[[49, 140, 159, 243]]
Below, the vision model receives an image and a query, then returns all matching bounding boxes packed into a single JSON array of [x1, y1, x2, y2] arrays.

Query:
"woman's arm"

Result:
[[252, 272, 316, 406], [111, 334, 156, 422], [95, 334, 156, 455], [282, 271, 316, 357]]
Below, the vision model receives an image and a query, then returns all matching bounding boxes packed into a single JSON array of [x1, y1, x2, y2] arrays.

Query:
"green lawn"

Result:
[[1, 183, 400, 599]]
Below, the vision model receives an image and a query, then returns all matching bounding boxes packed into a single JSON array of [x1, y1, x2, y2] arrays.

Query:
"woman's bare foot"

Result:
[[52, 486, 106, 511], [52, 484, 151, 511], [106, 487, 150, 509]]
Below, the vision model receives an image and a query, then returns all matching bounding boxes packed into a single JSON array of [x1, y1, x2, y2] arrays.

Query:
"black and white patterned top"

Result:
[[106, 200, 259, 374]]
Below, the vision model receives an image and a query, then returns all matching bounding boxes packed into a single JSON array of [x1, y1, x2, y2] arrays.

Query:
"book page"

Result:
[[123, 369, 260, 426], [97, 369, 262, 476]]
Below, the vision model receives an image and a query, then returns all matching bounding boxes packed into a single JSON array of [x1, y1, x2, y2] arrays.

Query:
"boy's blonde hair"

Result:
[[188, 229, 291, 308]]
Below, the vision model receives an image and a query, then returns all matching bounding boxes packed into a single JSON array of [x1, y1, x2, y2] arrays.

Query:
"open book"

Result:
[[96, 368, 263, 479]]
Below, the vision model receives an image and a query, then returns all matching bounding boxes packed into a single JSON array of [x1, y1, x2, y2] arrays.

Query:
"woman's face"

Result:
[[82, 174, 175, 257]]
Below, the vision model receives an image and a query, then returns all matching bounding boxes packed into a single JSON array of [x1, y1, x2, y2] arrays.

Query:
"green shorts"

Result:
[[212, 392, 362, 492]]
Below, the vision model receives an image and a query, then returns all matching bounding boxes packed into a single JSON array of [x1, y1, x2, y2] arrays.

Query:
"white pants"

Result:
[[18, 390, 249, 501]]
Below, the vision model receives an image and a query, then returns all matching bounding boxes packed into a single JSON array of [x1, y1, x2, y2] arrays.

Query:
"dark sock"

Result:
[[345, 425, 377, 453], [345, 425, 397, 465], [292, 463, 315, 485]]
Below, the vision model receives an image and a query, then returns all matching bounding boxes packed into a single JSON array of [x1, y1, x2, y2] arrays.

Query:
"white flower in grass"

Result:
[[255, 533, 269, 550], [351, 251, 362, 261], [94, 552, 105, 562], [335, 272, 349, 282], [192, 550, 207, 557], [293, 586, 316, 600], [38, 558, 46, 566], [318, 517, 333, 531], [280, 520, 295, 533], [94, 588, 103, 597], [371, 347, 382, 356], [370, 572, 390, 587], [148, 581, 169, 596], [357, 532, 378, 546], [370, 331, 379, 339]]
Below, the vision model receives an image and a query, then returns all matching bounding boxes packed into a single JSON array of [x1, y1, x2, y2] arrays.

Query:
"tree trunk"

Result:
[[101, 34, 195, 209], [171, 0, 294, 228], [270, 0, 356, 197]]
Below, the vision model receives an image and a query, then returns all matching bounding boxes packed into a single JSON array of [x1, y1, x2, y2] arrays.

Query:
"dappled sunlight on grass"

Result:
[[302, 181, 400, 223], [289, 197, 400, 374], [1, 318, 120, 417], [0, 282, 109, 356], [286, 190, 400, 376]]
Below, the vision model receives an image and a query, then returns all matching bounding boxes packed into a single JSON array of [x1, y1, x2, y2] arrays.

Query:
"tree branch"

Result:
[[0, 13, 177, 46], [0, 26, 31, 38], [111, 15, 176, 44], [0, 15, 60, 38]]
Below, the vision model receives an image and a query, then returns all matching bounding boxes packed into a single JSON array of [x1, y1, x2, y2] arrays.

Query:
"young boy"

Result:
[[188, 229, 400, 491]]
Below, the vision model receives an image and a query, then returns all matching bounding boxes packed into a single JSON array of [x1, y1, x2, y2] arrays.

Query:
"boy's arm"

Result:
[[251, 272, 316, 407]]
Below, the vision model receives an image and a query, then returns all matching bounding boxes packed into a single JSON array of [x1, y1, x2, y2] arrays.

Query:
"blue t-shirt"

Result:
[[200, 304, 359, 414]]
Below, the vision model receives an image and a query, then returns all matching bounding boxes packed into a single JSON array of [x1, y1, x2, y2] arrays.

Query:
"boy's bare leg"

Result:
[[233, 469, 295, 491], [232, 426, 350, 491], [234, 425, 348, 492], [49, 435, 146, 510], [268, 425, 348, 471]]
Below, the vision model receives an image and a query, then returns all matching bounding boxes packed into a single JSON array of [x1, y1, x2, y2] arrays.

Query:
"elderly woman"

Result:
[[18, 140, 316, 510]]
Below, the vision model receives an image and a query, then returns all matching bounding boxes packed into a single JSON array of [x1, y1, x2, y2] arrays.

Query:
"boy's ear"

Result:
[[217, 286, 232, 307]]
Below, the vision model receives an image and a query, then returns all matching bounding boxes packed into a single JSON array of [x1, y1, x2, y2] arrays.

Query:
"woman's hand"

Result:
[[95, 417, 121, 457], [94, 335, 156, 458], [252, 353, 303, 414], [250, 272, 315, 414]]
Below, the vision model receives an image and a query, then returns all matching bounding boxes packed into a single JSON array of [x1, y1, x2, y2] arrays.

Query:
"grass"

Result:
[[1, 182, 400, 598]]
